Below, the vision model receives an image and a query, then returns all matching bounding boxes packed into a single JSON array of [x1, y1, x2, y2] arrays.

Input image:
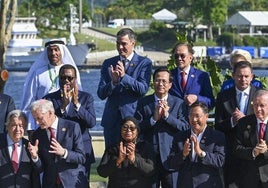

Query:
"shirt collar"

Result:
[[7, 134, 22, 147], [191, 125, 207, 138], [50, 117, 59, 130], [257, 118, 268, 125], [236, 86, 251, 96], [154, 94, 168, 102], [178, 65, 191, 76], [120, 51, 134, 62]]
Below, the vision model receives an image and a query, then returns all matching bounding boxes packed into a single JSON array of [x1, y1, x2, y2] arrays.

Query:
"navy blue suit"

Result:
[[168, 127, 225, 188], [134, 94, 189, 188], [0, 94, 15, 133], [0, 134, 40, 188], [169, 66, 215, 110], [44, 89, 96, 176], [32, 118, 88, 188], [98, 52, 152, 147]]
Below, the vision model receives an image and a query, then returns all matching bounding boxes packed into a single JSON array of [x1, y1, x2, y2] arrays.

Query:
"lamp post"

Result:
[[69, 4, 76, 45]]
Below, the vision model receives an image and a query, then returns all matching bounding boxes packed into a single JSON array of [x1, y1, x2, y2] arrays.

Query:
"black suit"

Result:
[[0, 94, 15, 133], [0, 134, 40, 188], [215, 85, 259, 186], [234, 114, 268, 188]]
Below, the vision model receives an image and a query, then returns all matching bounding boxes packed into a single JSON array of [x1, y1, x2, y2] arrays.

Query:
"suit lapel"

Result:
[[125, 53, 138, 74], [185, 67, 195, 93], [56, 118, 67, 145]]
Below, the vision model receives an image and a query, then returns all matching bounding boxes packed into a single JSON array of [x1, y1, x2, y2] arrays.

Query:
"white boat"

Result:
[[5, 17, 95, 71]]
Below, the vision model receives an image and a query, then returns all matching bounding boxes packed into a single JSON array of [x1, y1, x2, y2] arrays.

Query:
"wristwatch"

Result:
[[199, 151, 206, 158]]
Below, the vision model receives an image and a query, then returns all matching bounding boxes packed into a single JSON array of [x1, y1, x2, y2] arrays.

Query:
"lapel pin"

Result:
[[62, 128, 66, 132], [201, 139, 205, 144], [190, 74, 194, 78], [247, 125, 251, 129], [130, 63, 134, 67]]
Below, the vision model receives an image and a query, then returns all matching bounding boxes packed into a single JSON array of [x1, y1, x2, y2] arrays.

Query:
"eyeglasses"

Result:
[[154, 79, 169, 85], [60, 76, 75, 82], [122, 124, 137, 131], [174, 53, 187, 59]]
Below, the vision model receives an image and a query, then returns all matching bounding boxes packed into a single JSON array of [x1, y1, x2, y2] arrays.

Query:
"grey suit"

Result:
[[0, 134, 41, 188]]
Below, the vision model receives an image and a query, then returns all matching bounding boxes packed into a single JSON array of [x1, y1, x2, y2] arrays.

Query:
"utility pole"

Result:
[[79, 0, 82, 33]]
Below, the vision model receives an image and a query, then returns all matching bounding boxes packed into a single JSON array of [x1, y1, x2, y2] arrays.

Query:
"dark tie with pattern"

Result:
[[48, 127, 62, 185], [259, 123, 266, 140], [180, 71, 187, 92], [11, 143, 19, 173]]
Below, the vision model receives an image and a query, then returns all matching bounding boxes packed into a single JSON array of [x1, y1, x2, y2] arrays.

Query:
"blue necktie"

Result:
[[239, 92, 247, 114]]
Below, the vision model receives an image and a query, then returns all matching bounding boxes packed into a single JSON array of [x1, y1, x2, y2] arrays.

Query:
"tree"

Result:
[[0, 0, 17, 93]]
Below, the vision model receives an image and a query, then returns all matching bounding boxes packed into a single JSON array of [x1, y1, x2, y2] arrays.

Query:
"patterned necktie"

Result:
[[123, 59, 130, 70], [259, 123, 266, 140], [48, 127, 56, 141], [11, 143, 19, 173], [180, 71, 186, 92], [158, 99, 164, 119], [48, 127, 62, 185]]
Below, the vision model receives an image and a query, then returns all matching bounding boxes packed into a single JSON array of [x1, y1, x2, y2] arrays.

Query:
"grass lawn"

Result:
[[90, 158, 108, 183]]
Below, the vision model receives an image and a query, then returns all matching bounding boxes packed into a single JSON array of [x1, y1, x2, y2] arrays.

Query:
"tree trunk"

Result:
[[0, 0, 17, 93]]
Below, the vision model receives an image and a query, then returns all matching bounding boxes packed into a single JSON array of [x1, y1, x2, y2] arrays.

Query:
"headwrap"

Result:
[[20, 39, 83, 130]]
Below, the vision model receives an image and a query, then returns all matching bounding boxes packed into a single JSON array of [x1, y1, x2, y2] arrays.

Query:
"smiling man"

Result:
[[134, 67, 189, 188], [97, 28, 153, 148], [20, 39, 82, 138], [43, 64, 96, 181], [169, 42, 215, 111]]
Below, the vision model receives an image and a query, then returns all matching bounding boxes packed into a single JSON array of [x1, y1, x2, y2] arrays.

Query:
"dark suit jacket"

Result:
[[44, 89, 96, 167], [168, 127, 225, 188], [215, 85, 259, 151], [169, 66, 215, 109], [97, 52, 152, 147], [0, 94, 15, 133], [134, 94, 189, 170], [234, 114, 268, 188], [32, 118, 88, 188], [97, 140, 155, 188], [0, 134, 40, 188]]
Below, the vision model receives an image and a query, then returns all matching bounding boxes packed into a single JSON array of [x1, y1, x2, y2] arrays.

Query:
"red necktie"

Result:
[[48, 127, 62, 185], [259, 123, 266, 140], [48, 127, 56, 141], [158, 99, 164, 120], [11, 143, 19, 173], [180, 71, 186, 92]]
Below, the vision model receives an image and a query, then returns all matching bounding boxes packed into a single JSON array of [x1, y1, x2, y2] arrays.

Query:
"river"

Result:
[[4, 68, 268, 126]]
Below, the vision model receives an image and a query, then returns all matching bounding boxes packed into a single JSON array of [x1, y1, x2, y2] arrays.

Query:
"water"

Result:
[[4, 69, 106, 130], [4, 68, 268, 123]]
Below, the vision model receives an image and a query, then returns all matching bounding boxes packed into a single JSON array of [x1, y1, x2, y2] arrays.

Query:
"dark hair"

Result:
[[233, 60, 252, 74], [117, 28, 136, 41], [171, 42, 195, 55], [59, 64, 77, 77], [122, 116, 140, 133], [189, 102, 209, 114], [153, 67, 173, 82]]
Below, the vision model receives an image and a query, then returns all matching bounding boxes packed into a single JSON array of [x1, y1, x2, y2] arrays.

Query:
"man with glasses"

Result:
[[20, 39, 82, 139], [135, 67, 189, 188], [43, 64, 96, 181], [97, 28, 152, 148], [169, 42, 215, 111]]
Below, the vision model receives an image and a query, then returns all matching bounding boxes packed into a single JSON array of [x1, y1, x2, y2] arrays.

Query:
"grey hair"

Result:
[[5, 110, 28, 131], [30, 99, 55, 114], [253, 89, 268, 100]]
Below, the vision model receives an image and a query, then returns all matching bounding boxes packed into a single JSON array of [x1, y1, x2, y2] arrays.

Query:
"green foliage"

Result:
[[167, 32, 225, 97], [216, 32, 243, 49]]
